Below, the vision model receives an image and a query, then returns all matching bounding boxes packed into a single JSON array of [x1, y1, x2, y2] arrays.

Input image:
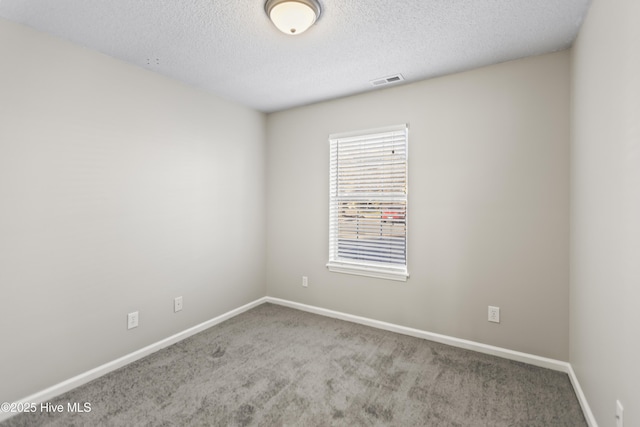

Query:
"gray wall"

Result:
[[570, 0, 640, 424], [266, 51, 571, 361], [0, 19, 266, 402], [10, 7, 624, 411]]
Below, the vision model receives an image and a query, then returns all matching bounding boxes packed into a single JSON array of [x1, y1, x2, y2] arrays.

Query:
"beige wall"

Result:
[[0, 19, 266, 403], [570, 0, 640, 424], [266, 51, 571, 361]]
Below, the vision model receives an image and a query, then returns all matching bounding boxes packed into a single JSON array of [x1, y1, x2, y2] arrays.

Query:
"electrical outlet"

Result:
[[302, 276, 308, 287], [127, 311, 139, 330], [616, 400, 623, 427], [174, 296, 183, 312], [488, 306, 500, 323]]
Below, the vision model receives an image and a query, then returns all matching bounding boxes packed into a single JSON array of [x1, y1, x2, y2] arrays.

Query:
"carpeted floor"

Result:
[[3, 303, 586, 426]]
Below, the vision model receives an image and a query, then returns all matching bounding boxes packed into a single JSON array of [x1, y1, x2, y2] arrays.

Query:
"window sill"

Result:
[[326, 262, 409, 282]]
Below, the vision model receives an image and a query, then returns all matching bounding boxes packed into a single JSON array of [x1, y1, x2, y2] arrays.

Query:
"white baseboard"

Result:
[[0, 297, 268, 423], [266, 297, 598, 426], [567, 364, 598, 427], [2, 295, 597, 427], [266, 297, 569, 371]]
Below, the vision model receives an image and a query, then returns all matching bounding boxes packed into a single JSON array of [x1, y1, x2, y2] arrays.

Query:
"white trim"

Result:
[[329, 123, 408, 140], [265, 297, 568, 371], [326, 262, 408, 281], [2, 295, 597, 426], [567, 364, 599, 427], [0, 297, 268, 423], [266, 297, 599, 424]]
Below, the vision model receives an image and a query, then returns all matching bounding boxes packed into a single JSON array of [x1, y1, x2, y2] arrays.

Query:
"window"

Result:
[[327, 124, 408, 281]]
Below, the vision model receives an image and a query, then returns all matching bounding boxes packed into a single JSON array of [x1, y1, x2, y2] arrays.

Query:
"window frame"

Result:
[[326, 124, 409, 281]]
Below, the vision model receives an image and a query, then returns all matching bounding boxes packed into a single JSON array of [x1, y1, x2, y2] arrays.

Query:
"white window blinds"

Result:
[[327, 124, 408, 281]]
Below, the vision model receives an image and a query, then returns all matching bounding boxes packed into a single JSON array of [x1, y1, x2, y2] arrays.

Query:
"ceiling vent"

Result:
[[370, 74, 405, 87]]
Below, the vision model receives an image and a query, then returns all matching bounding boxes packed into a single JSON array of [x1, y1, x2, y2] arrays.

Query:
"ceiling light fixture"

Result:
[[265, 0, 321, 35]]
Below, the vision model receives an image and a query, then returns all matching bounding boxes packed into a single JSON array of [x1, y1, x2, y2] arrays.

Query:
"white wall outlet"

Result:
[[174, 296, 183, 312], [488, 306, 500, 323], [616, 400, 624, 427], [302, 276, 308, 287], [127, 311, 139, 330]]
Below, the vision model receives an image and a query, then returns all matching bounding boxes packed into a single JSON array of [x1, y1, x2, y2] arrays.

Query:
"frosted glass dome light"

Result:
[[265, 0, 321, 35]]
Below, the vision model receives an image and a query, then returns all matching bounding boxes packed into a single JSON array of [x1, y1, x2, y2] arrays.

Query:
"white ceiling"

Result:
[[0, 0, 591, 113]]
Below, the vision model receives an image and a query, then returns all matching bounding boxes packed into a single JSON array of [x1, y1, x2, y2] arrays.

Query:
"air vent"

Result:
[[370, 74, 405, 87]]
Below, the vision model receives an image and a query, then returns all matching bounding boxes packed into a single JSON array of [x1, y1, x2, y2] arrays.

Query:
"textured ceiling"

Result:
[[0, 0, 591, 112]]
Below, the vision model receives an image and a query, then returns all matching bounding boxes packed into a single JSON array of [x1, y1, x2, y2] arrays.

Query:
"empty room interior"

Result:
[[0, 0, 638, 425]]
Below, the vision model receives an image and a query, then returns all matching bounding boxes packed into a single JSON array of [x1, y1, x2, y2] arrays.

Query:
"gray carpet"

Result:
[[3, 303, 586, 426]]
